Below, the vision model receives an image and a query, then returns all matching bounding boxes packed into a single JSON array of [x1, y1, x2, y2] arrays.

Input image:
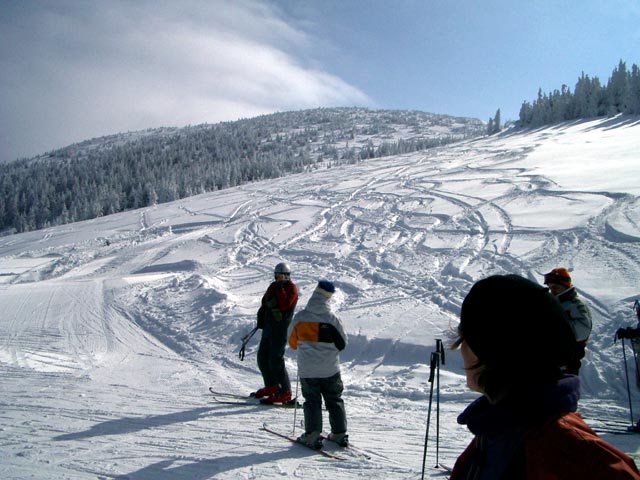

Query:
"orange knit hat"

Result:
[[543, 267, 572, 288]]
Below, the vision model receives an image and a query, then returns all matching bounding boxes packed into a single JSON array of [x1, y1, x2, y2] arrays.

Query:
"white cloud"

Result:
[[0, 0, 371, 162]]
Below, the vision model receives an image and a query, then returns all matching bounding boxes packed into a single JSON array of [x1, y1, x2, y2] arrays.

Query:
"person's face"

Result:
[[460, 341, 484, 394], [546, 282, 567, 296], [274, 272, 287, 281]]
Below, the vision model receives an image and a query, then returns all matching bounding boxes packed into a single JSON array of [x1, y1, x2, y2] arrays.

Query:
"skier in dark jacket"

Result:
[[615, 299, 640, 433], [252, 262, 298, 404], [543, 267, 592, 374], [450, 274, 639, 480]]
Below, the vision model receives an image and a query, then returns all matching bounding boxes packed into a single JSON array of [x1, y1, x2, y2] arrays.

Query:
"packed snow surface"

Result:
[[1, 116, 639, 478]]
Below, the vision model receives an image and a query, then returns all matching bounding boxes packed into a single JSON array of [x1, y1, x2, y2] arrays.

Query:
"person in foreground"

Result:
[[253, 262, 298, 404], [288, 280, 348, 449], [450, 274, 640, 480]]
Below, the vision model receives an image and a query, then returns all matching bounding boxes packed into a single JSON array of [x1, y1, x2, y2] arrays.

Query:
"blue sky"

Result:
[[1, 0, 639, 163]]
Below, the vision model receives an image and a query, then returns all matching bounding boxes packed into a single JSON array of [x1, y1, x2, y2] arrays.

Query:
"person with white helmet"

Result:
[[252, 262, 298, 404]]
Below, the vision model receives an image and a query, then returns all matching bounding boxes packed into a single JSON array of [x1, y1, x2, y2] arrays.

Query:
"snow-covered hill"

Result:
[[1, 107, 485, 236], [1, 115, 639, 479]]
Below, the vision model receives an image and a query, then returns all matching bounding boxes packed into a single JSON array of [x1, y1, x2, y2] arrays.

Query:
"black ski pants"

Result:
[[257, 318, 291, 392]]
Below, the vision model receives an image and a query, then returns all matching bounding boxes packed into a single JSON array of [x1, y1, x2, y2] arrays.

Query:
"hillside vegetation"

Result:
[[0, 108, 484, 234]]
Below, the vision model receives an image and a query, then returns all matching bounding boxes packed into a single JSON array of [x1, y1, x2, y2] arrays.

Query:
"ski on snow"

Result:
[[319, 433, 372, 460], [262, 422, 346, 460], [208, 388, 248, 399], [209, 387, 301, 408], [262, 423, 377, 461]]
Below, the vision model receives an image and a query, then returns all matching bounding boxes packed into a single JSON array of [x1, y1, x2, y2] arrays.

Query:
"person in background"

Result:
[[450, 274, 640, 480], [288, 280, 348, 449], [615, 299, 640, 433], [252, 262, 298, 404], [543, 267, 592, 374]]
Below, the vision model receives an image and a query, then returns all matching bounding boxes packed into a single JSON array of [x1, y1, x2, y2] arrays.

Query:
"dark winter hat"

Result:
[[316, 279, 336, 297], [543, 267, 572, 288], [459, 274, 574, 386]]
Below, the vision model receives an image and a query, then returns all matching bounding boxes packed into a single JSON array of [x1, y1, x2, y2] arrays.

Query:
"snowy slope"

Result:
[[1, 115, 639, 479]]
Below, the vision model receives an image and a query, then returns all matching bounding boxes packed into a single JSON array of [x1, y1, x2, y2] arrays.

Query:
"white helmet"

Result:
[[274, 262, 291, 275]]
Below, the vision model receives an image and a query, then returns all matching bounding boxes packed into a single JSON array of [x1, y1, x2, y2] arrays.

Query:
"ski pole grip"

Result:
[[436, 339, 445, 365], [428, 352, 437, 383]]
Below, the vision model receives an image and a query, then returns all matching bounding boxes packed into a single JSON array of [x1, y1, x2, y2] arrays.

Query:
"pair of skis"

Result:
[[262, 423, 349, 460], [210, 388, 374, 461], [262, 422, 377, 461]]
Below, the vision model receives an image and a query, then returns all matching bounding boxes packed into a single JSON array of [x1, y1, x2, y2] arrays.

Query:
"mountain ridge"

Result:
[[0, 107, 485, 235]]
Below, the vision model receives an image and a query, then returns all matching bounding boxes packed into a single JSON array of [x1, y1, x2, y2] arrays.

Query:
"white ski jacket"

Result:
[[287, 288, 347, 379]]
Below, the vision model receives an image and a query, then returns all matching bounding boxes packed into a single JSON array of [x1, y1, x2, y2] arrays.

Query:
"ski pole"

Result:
[[633, 345, 640, 391], [238, 326, 259, 361], [421, 351, 437, 480], [292, 375, 300, 435], [435, 339, 443, 469], [621, 338, 635, 425]]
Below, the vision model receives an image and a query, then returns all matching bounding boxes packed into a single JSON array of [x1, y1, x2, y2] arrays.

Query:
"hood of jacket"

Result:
[[304, 289, 333, 316]]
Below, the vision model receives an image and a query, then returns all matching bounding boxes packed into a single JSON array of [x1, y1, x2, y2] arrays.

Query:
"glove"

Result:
[[266, 297, 277, 308], [266, 295, 283, 321], [271, 308, 283, 322], [615, 327, 635, 341], [615, 328, 627, 341]]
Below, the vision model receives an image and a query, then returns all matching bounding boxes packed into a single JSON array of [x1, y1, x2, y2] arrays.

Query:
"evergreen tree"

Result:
[[517, 60, 638, 127], [608, 60, 630, 114], [626, 64, 640, 114], [493, 109, 501, 133]]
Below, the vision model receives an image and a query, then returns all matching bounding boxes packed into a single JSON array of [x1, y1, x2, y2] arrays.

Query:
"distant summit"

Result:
[[46, 107, 485, 163], [0, 108, 485, 235]]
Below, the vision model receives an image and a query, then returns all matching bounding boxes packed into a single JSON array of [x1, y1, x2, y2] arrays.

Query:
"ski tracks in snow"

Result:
[[2, 121, 640, 478]]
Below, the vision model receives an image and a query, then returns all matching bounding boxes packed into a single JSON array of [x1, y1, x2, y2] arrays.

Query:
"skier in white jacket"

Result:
[[288, 280, 348, 449]]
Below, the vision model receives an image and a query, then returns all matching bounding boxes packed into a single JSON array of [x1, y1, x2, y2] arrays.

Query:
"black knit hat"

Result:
[[460, 274, 574, 385]]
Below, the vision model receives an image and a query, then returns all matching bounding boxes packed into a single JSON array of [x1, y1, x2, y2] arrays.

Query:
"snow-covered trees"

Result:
[[0, 108, 485, 234], [487, 109, 501, 135], [518, 60, 640, 127]]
